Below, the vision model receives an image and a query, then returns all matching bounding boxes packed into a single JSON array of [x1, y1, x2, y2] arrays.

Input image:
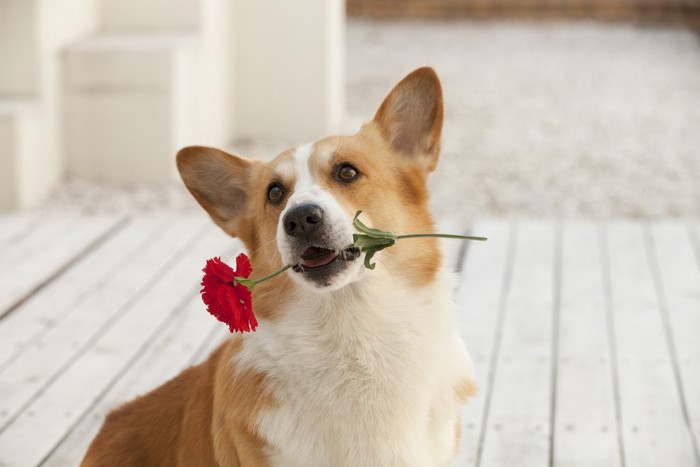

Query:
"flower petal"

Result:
[[235, 253, 252, 279], [202, 257, 235, 282]]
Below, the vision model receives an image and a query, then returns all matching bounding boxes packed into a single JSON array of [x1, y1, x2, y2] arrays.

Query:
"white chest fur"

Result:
[[233, 271, 473, 467]]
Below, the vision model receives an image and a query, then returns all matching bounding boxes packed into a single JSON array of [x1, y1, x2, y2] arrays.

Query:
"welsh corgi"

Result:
[[82, 67, 476, 467]]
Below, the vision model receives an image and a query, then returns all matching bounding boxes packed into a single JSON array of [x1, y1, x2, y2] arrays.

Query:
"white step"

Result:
[[95, 0, 235, 149], [63, 34, 199, 183], [0, 100, 48, 210], [97, 0, 345, 144]]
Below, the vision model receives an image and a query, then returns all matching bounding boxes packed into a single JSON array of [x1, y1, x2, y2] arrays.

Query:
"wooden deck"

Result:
[[0, 214, 698, 466]]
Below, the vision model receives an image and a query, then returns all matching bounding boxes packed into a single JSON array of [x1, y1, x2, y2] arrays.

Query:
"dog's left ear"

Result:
[[372, 67, 444, 172]]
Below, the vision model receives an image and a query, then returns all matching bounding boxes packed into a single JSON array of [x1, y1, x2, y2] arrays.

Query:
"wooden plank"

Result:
[[455, 220, 513, 466], [0, 224, 236, 466], [0, 216, 206, 436], [0, 215, 124, 317], [646, 222, 700, 459], [0, 216, 169, 370], [478, 222, 555, 467], [604, 223, 698, 466], [190, 325, 231, 366], [0, 215, 85, 265], [42, 297, 220, 466], [553, 223, 623, 467], [44, 228, 238, 466], [0, 213, 39, 248]]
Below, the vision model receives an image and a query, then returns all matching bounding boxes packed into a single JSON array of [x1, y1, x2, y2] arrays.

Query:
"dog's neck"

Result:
[[230, 265, 467, 467], [239, 266, 457, 367]]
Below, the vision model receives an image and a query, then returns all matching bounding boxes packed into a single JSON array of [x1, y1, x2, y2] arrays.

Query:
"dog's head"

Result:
[[177, 67, 444, 296]]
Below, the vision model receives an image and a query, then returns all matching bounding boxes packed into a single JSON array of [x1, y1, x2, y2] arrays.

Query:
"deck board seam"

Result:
[[474, 221, 517, 467], [644, 224, 700, 464], [0, 216, 46, 250], [688, 222, 700, 278], [188, 321, 225, 366], [0, 216, 168, 374], [455, 223, 472, 275], [0, 216, 129, 323], [599, 224, 627, 467], [548, 223, 563, 467]]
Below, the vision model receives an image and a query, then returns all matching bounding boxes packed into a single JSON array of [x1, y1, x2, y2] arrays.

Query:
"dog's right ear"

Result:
[[176, 146, 252, 235]]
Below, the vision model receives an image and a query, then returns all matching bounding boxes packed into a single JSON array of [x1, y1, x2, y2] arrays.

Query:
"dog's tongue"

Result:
[[301, 247, 337, 268]]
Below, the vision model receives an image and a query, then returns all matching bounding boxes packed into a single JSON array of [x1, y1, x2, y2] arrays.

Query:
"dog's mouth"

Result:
[[292, 246, 361, 273]]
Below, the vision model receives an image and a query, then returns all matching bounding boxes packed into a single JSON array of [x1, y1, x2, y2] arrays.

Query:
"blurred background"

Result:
[[1, 3, 700, 466], [1, 0, 699, 221]]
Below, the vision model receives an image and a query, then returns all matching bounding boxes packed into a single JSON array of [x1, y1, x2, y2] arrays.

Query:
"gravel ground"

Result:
[[39, 20, 700, 221]]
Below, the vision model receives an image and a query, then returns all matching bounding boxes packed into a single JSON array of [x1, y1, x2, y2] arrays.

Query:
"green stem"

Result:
[[251, 263, 293, 284], [397, 233, 488, 241], [234, 228, 487, 289], [235, 263, 293, 290]]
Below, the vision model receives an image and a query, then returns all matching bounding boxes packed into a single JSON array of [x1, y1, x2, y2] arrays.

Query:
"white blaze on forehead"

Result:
[[293, 143, 315, 192], [284, 142, 335, 208]]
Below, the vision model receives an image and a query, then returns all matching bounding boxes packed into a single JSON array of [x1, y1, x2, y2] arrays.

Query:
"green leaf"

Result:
[[353, 232, 396, 269], [352, 211, 398, 240], [234, 277, 257, 291], [364, 249, 378, 269], [352, 234, 396, 250]]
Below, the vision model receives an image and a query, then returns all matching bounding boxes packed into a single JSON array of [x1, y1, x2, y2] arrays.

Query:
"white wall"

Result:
[[0, 0, 39, 96]]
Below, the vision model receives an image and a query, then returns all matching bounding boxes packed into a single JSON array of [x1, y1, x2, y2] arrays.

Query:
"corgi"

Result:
[[82, 67, 476, 467]]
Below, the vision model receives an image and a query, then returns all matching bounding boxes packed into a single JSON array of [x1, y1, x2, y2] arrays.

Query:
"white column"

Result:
[[232, 0, 345, 142], [0, 0, 39, 96], [0, 0, 100, 210]]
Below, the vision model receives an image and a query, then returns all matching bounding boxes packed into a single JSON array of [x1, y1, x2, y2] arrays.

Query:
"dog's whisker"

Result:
[[251, 159, 274, 173], [249, 236, 278, 258], [374, 256, 399, 287]]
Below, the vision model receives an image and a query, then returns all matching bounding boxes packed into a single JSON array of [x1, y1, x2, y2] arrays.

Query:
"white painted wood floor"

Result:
[[0, 214, 698, 467]]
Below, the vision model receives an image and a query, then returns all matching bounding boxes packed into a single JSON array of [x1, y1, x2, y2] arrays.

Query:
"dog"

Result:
[[82, 67, 476, 466]]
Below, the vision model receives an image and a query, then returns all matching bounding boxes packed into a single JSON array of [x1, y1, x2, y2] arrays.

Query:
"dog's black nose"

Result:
[[283, 203, 324, 237]]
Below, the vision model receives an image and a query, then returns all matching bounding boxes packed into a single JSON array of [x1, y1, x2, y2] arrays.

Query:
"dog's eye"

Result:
[[335, 163, 360, 183], [267, 183, 285, 203]]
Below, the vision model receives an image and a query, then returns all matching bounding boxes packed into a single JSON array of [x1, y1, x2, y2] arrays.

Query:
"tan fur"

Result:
[[456, 378, 478, 403], [454, 418, 462, 457], [82, 340, 274, 466], [83, 67, 470, 465]]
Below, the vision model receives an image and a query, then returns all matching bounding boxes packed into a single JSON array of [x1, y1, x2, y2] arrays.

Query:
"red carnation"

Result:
[[200, 254, 257, 333]]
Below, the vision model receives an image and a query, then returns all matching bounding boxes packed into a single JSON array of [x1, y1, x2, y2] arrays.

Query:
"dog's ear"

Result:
[[372, 67, 444, 172], [177, 146, 252, 235]]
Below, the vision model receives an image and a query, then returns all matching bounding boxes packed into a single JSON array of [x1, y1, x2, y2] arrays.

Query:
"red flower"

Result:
[[200, 254, 257, 333]]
